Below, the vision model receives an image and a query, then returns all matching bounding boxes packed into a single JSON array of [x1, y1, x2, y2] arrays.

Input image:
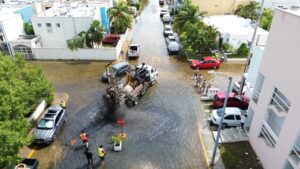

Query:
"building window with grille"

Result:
[[56, 23, 60, 28], [46, 23, 53, 32], [37, 23, 42, 28]]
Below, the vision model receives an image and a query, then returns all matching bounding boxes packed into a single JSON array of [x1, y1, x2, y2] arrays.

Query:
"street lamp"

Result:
[[208, 70, 233, 166]]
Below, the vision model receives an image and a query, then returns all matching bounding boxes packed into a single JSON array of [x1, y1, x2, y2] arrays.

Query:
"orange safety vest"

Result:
[[80, 133, 87, 141]]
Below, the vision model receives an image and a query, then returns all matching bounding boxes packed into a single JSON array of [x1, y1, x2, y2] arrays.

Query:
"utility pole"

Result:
[[238, 0, 265, 94], [210, 76, 233, 166], [174, 0, 177, 16]]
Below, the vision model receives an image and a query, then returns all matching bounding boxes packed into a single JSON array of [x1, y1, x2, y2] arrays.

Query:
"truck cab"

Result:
[[135, 64, 158, 85]]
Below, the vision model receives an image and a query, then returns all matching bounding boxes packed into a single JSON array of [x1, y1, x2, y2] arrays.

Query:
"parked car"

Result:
[[128, 44, 140, 59], [159, 0, 164, 5], [163, 25, 173, 37], [34, 106, 66, 144], [162, 14, 172, 23], [191, 56, 221, 69], [160, 9, 168, 17], [102, 34, 120, 46], [165, 35, 176, 44], [167, 41, 180, 54], [102, 61, 131, 82], [212, 92, 250, 110], [211, 107, 247, 127]]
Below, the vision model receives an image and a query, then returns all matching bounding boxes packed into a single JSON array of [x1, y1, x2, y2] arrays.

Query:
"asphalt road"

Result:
[[28, 0, 244, 168]]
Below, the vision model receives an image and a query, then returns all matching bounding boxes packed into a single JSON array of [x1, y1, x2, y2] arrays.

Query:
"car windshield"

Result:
[[216, 109, 224, 117], [165, 28, 171, 31], [130, 46, 138, 50], [38, 119, 54, 129], [161, 10, 167, 12]]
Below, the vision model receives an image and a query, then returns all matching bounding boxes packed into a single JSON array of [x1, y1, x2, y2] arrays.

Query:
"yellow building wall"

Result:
[[192, 0, 250, 15]]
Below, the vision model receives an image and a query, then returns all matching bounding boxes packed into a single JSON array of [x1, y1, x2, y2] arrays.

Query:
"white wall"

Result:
[[31, 17, 93, 48], [256, 0, 300, 9], [1, 14, 25, 41], [223, 30, 268, 48], [248, 8, 300, 169], [29, 100, 47, 122], [32, 47, 117, 60]]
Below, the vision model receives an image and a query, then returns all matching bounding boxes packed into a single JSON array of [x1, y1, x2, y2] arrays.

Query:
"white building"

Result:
[[203, 15, 269, 49], [0, 13, 25, 54], [246, 7, 300, 169], [29, 1, 125, 60], [31, 3, 101, 48], [256, 0, 300, 9]]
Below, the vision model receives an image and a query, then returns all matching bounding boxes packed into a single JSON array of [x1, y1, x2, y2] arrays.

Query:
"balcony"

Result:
[[269, 88, 291, 115], [259, 123, 277, 148]]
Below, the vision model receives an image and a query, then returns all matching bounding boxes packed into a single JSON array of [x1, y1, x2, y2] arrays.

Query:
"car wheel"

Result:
[[113, 42, 117, 46], [222, 123, 228, 128], [213, 66, 217, 69]]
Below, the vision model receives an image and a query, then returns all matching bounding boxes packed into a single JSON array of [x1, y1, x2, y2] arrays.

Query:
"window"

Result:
[[270, 88, 291, 113], [253, 72, 264, 103], [37, 23, 42, 27], [235, 115, 241, 120], [259, 124, 276, 148], [55, 110, 63, 125], [224, 115, 234, 120], [56, 23, 60, 28], [46, 23, 53, 32]]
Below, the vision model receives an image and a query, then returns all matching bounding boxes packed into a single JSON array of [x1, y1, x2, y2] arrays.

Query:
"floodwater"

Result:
[[29, 0, 244, 168]]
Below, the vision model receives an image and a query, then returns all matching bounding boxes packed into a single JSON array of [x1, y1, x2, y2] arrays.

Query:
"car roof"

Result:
[[136, 64, 154, 71], [129, 44, 139, 47], [112, 62, 129, 70], [168, 36, 175, 39], [216, 92, 236, 98], [105, 34, 120, 38], [203, 56, 216, 61], [224, 107, 242, 115]]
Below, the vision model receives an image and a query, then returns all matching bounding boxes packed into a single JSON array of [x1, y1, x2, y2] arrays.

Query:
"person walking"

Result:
[[80, 130, 89, 148], [241, 114, 247, 130], [97, 145, 106, 164], [84, 148, 94, 166]]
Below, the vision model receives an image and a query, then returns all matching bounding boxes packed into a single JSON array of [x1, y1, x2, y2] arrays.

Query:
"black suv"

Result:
[[102, 62, 131, 82], [34, 106, 66, 144]]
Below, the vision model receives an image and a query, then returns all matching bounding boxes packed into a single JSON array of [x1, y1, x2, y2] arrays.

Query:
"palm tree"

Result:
[[173, 0, 206, 33], [86, 20, 104, 48], [108, 2, 132, 34]]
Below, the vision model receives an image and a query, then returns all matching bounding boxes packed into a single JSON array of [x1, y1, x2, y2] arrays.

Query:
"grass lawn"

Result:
[[227, 54, 247, 58], [220, 141, 263, 169]]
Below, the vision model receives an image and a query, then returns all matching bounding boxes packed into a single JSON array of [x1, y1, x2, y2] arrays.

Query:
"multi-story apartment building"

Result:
[[246, 7, 300, 169]]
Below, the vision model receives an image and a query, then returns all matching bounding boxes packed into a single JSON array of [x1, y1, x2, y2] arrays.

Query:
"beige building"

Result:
[[246, 7, 300, 169], [192, 0, 250, 15]]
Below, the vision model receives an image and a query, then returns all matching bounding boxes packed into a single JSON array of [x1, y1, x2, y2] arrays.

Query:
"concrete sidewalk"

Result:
[[117, 26, 134, 62]]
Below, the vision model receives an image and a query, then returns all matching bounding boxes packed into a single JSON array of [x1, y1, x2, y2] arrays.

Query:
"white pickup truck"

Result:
[[128, 44, 140, 59]]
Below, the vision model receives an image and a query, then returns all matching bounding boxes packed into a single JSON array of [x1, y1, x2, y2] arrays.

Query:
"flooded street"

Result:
[[29, 0, 244, 168]]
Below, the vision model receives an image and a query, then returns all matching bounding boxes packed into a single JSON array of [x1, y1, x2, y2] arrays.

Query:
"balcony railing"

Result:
[[259, 124, 277, 148], [270, 92, 290, 114], [289, 144, 300, 165]]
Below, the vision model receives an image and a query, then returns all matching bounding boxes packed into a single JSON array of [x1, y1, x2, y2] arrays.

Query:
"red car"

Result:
[[212, 92, 249, 110], [102, 34, 120, 46], [191, 56, 221, 69]]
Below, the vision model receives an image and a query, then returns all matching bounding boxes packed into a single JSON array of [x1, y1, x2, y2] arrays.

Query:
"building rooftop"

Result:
[[36, 2, 99, 17], [203, 15, 269, 36], [278, 5, 300, 16], [0, 12, 20, 21]]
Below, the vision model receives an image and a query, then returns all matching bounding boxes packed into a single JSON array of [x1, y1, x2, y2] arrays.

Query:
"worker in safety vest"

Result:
[[60, 100, 66, 109], [98, 145, 106, 163], [80, 130, 88, 148]]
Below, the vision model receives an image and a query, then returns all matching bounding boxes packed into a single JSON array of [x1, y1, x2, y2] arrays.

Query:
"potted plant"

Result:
[[112, 135, 122, 151]]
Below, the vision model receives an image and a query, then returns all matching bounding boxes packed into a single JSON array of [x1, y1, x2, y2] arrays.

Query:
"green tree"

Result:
[[260, 8, 273, 30], [23, 22, 34, 35], [0, 53, 53, 167], [234, 1, 260, 20], [108, 2, 133, 34], [174, 0, 206, 33], [67, 20, 104, 50], [237, 43, 249, 56]]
